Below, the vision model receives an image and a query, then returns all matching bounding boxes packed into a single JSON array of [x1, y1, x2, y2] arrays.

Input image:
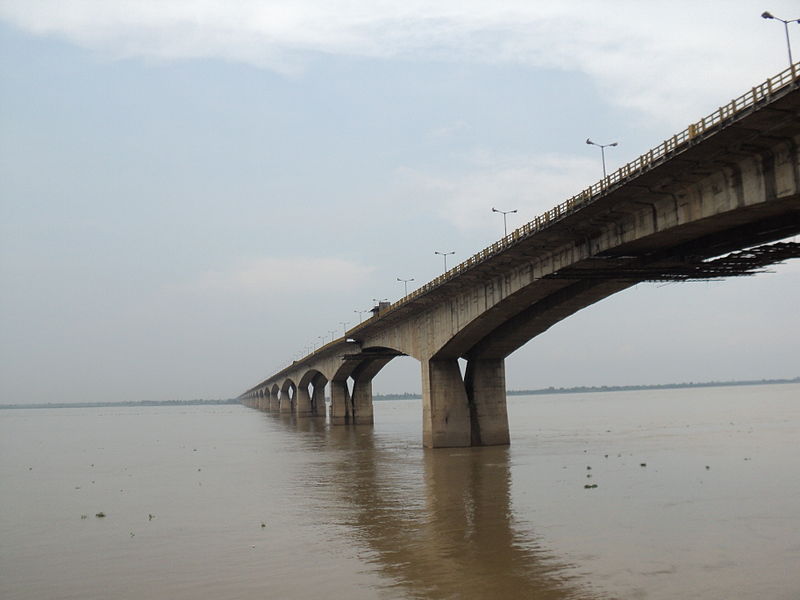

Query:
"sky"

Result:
[[1, 1, 798, 404]]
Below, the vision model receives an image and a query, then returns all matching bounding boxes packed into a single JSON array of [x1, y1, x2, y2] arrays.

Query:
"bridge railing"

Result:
[[379, 62, 799, 315]]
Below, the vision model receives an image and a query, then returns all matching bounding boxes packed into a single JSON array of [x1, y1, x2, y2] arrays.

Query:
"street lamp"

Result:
[[354, 309, 367, 323], [435, 251, 455, 272], [762, 11, 800, 67], [339, 321, 348, 335], [586, 138, 618, 179], [491, 207, 518, 237], [318, 335, 326, 347], [397, 277, 415, 296], [329, 330, 337, 343]]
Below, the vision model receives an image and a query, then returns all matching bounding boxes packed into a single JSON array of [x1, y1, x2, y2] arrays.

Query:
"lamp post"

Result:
[[491, 207, 517, 237], [318, 335, 326, 348], [762, 11, 800, 67], [397, 277, 414, 296], [339, 321, 348, 335], [329, 330, 337, 343], [586, 138, 618, 179], [435, 251, 455, 272], [354, 309, 367, 323]]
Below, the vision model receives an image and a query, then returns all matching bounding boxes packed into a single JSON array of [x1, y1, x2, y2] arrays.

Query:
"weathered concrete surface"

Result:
[[241, 71, 800, 448]]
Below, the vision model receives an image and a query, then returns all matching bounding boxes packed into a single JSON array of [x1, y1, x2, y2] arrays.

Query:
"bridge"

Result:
[[240, 65, 800, 448]]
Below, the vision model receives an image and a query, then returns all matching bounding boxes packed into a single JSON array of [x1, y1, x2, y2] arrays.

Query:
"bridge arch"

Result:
[[280, 379, 296, 414], [325, 349, 401, 425], [297, 369, 328, 418]]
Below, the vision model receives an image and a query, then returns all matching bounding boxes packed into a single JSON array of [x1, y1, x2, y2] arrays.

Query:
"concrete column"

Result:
[[311, 378, 327, 418], [349, 357, 391, 425], [330, 380, 351, 425], [464, 358, 510, 446], [295, 385, 313, 417], [279, 389, 293, 413], [421, 359, 471, 448], [269, 389, 280, 412], [351, 379, 374, 425]]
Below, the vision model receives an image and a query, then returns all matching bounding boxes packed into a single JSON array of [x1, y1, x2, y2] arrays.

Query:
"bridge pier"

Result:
[[311, 374, 327, 417], [279, 386, 293, 413], [269, 388, 280, 412], [422, 359, 472, 448], [464, 358, 510, 446], [422, 358, 510, 448], [330, 380, 351, 425], [351, 380, 373, 424], [295, 385, 313, 417]]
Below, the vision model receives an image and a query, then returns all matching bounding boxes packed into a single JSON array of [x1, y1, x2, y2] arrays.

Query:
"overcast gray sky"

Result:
[[1, 1, 798, 404]]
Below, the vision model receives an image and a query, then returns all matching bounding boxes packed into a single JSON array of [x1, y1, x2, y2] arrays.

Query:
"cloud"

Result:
[[393, 151, 599, 232], [172, 256, 374, 296], [1, 1, 795, 123]]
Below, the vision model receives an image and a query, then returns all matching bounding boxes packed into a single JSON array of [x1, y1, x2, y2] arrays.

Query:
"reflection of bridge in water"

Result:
[[283, 414, 597, 599], [242, 65, 800, 447]]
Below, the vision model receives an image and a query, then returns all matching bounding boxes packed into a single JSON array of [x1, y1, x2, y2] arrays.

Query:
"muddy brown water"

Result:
[[1, 384, 798, 599]]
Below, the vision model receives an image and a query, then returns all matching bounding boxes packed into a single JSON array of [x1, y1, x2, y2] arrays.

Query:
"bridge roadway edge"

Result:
[[241, 67, 800, 448]]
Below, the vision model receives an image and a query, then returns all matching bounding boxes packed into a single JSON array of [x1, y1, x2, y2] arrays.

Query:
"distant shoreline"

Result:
[[1, 377, 797, 409], [0, 399, 239, 410], [373, 376, 800, 401]]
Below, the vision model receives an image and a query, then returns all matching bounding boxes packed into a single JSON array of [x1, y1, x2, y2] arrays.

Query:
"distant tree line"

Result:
[[507, 376, 800, 396], [373, 376, 799, 401]]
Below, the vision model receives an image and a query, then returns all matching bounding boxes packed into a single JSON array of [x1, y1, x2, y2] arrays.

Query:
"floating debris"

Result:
[[640, 463, 647, 467], [148, 514, 155, 521], [705, 465, 710, 470], [584, 484, 599, 489], [261, 522, 266, 528], [586, 466, 592, 470], [95, 512, 106, 518], [130, 532, 135, 537], [80, 515, 88, 520]]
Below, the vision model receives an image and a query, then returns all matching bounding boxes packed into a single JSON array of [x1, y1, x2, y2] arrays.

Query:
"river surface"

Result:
[[1, 384, 799, 599]]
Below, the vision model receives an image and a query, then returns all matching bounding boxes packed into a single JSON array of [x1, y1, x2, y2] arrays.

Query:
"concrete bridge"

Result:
[[240, 65, 800, 448]]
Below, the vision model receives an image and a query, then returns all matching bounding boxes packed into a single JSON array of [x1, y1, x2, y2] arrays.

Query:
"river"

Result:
[[1, 383, 798, 599]]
